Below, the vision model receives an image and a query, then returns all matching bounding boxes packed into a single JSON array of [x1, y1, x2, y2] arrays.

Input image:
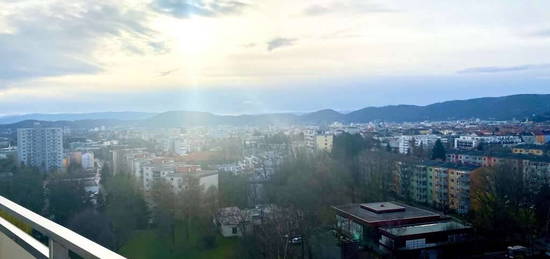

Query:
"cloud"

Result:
[[151, 0, 247, 18], [0, 1, 157, 81], [267, 38, 297, 51], [158, 68, 179, 77], [529, 28, 550, 38], [303, 1, 394, 16], [458, 64, 550, 74], [242, 43, 256, 48]]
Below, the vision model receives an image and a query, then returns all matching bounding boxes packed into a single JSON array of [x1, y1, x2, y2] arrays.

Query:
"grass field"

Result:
[[118, 222, 241, 259]]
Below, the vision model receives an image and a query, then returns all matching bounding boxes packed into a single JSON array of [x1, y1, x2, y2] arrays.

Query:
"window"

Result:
[[405, 238, 426, 249], [232, 227, 238, 234]]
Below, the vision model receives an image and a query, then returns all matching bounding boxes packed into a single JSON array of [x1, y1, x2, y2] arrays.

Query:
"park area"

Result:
[[119, 222, 241, 259]]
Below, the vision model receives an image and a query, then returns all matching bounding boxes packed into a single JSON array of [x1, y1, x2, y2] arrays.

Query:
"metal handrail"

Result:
[[0, 196, 125, 259]]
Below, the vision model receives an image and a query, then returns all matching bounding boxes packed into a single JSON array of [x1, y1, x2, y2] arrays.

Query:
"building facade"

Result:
[[394, 161, 477, 214], [17, 128, 63, 172], [333, 202, 472, 256], [315, 134, 334, 152], [446, 150, 550, 193], [81, 152, 95, 170]]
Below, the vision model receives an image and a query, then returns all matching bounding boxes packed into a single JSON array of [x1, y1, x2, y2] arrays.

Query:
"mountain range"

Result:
[[0, 112, 155, 124], [1, 94, 549, 128]]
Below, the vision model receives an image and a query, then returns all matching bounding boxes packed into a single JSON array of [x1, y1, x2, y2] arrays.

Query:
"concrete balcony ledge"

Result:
[[0, 216, 48, 259], [0, 196, 125, 259]]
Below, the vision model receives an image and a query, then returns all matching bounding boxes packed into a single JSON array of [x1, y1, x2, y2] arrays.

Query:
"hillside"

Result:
[[1, 94, 549, 128], [344, 94, 550, 122], [0, 112, 156, 124]]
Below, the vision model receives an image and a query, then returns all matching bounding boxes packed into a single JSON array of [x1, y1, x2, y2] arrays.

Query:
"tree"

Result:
[[178, 176, 204, 240], [150, 179, 177, 249], [0, 167, 45, 214], [476, 142, 484, 151], [534, 184, 550, 236], [414, 143, 425, 158], [264, 152, 351, 258], [331, 133, 373, 202], [357, 151, 398, 202], [201, 186, 219, 219], [470, 164, 537, 246], [219, 172, 249, 208], [431, 139, 446, 160], [67, 209, 115, 249], [102, 174, 149, 248], [47, 173, 91, 224]]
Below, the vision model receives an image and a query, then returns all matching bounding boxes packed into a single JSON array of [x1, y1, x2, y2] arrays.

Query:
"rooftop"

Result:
[[513, 144, 550, 150], [447, 150, 550, 163], [332, 202, 441, 227], [360, 202, 405, 213], [419, 160, 479, 171]]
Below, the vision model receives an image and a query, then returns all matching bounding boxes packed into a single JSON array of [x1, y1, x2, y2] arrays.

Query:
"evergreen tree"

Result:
[[431, 139, 446, 160], [477, 142, 484, 151]]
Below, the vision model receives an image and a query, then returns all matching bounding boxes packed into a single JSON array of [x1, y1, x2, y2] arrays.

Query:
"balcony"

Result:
[[0, 195, 125, 259]]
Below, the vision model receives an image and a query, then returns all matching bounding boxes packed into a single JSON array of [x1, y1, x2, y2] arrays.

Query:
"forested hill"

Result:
[[1, 94, 549, 128], [344, 94, 550, 122]]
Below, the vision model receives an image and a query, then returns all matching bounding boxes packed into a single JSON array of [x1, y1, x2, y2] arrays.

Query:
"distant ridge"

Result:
[[1, 94, 549, 128], [0, 112, 156, 124], [344, 94, 550, 122]]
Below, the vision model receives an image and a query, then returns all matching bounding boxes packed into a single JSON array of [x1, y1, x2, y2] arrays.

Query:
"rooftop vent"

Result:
[[360, 202, 405, 213]]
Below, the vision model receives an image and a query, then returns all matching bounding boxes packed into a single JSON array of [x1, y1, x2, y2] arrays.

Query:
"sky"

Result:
[[0, 0, 549, 115]]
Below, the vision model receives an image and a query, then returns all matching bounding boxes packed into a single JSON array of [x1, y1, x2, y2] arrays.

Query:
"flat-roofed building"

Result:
[[379, 220, 472, 251], [333, 202, 441, 228], [333, 201, 473, 257]]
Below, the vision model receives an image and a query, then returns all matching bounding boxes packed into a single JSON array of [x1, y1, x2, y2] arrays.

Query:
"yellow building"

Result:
[[315, 134, 333, 152], [512, 145, 545, 156]]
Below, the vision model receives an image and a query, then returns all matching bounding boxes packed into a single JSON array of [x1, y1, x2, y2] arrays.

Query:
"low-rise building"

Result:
[[333, 202, 472, 255], [214, 205, 272, 237]]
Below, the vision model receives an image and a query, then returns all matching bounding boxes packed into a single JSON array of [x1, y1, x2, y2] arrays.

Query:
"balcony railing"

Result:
[[0, 195, 126, 259]]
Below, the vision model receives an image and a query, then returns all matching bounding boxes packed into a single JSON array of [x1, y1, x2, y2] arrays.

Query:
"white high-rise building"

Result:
[[17, 127, 63, 172]]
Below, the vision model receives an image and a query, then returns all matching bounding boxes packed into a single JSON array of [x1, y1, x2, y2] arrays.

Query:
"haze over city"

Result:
[[1, 1, 550, 259], [1, 0, 550, 115]]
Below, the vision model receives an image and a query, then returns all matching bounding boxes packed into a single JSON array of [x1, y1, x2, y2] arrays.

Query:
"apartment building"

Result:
[[446, 150, 550, 192], [453, 135, 523, 150], [141, 162, 218, 193], [398, 135, 444, 154], [512, 144, 549, 156], [315, 134, 334, 152], [17, 127, 63, 172], [394, 161, 478, 214]]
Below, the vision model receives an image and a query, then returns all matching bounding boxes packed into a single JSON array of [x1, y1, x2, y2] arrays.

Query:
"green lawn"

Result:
[[119, 222, 241, 259]]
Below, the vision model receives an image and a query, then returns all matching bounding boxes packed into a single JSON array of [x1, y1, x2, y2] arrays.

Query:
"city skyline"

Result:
[[1, 0, 549, 114]]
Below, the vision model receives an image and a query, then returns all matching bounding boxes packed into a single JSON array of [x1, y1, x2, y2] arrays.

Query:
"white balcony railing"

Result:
[[0, 196, 126, 259]]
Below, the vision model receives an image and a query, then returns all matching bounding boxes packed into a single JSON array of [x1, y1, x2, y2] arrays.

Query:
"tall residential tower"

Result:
[[17, 127, 63, 172]]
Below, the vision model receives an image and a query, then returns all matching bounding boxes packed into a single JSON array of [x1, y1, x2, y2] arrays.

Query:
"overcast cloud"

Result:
[[0, 0, 549, 114]]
